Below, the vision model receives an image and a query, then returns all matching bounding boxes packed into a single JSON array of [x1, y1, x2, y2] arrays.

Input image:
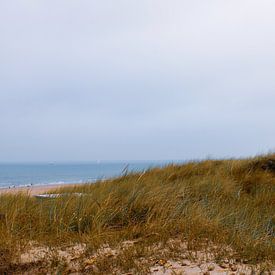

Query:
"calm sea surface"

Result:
[[0, 162, 173, 188]]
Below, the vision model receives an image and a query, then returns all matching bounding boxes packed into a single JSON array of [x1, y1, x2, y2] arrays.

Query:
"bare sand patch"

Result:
[[13, 239, 274, 274]]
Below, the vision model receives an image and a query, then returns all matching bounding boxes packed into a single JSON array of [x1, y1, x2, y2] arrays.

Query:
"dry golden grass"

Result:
[[0, 153, 274, 273]]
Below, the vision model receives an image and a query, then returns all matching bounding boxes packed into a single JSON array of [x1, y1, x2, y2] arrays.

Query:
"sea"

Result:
[[0, 161, 175, 189]]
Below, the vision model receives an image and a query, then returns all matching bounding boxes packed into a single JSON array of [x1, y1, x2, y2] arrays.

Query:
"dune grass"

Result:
[[0, 153, 274, 272]]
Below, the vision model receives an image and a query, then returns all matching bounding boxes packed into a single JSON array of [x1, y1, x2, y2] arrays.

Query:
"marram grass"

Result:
[[0, 153, 274, 271]]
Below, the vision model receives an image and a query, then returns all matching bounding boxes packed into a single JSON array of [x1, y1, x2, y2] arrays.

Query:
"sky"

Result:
[[0, 0, 274, 162]]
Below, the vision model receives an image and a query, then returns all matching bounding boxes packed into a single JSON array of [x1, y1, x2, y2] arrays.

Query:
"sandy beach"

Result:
[[0, 183, 77, 196]]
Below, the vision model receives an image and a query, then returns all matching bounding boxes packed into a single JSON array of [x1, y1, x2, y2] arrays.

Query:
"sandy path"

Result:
[[0, 183, 77, 196]]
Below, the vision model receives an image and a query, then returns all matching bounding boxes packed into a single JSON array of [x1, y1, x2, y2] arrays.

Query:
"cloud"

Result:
[[0, 0, 274, 161]]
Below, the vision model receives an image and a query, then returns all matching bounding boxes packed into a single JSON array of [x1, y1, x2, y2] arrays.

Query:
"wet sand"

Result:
[[0, 183, 77, 196]]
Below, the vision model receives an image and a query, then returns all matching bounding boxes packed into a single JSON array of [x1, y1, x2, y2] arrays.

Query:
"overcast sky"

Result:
[[0, 0, 274, 162]]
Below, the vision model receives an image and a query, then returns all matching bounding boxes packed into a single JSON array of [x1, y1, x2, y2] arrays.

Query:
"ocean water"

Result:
[[0, 161, 171, 188]]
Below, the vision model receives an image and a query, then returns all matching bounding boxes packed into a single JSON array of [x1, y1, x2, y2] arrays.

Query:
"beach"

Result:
[[0, 183, 76, 196]]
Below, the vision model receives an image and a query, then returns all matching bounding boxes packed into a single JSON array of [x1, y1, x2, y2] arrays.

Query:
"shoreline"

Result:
[[0, 183, 78, 196]]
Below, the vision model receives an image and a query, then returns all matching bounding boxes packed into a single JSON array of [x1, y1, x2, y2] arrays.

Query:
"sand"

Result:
[[19, 239, 269, 274], [0, 183, 76, 196]]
